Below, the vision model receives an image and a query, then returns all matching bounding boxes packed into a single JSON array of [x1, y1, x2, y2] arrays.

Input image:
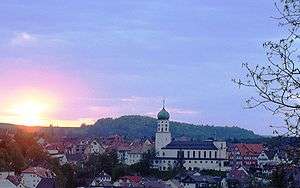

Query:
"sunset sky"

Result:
[[0, 1, 285, 134]]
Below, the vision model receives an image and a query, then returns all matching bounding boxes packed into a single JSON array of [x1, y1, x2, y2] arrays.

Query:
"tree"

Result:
[[271, 165, 286, 188], [233, 0, 300, 136], [61, 164, 76, 188]]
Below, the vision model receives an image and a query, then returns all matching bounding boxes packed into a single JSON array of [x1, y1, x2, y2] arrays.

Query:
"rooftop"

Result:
[[162, 140, 218, 150]]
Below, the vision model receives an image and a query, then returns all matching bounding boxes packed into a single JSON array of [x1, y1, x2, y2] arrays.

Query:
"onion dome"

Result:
[[157, 107, 170, 120]]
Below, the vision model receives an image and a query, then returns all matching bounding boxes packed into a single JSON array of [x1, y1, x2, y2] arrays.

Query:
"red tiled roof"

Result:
[[235, 144, 263, 157], [120, 176, 142, 183]]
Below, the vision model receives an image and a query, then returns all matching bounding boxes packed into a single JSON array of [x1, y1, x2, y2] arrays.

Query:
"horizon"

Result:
[[0, 0, 285, 135], [0, 113, 268, 136]]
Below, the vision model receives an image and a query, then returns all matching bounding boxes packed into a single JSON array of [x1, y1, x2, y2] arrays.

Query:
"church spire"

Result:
[[157, 99, 170, 120]]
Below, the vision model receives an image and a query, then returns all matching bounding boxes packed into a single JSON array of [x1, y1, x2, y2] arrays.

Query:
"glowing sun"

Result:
[[4, 90, 57, 126], [10, 100, 47, 125]]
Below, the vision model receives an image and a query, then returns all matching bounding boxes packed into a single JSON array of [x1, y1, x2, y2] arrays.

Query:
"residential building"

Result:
[[229, 143, 264, 167], [21, 167, 56, 188]]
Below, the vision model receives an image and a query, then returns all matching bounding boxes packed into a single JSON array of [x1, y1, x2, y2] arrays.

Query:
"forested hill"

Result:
[[87, 115, 261, 140]]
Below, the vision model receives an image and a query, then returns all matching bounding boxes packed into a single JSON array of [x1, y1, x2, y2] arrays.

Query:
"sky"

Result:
[[0, 0, 287, 134]]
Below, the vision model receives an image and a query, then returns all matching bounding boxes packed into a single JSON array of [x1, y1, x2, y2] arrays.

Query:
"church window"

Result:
[[162, 152, 165, 156], [187, 151, 190, 158], [215, 151, 217, 158], [209, 151, 212, 158], [198, 151, 201, 158], [193, 151, 196, 158], [204, 151, 206, 158]]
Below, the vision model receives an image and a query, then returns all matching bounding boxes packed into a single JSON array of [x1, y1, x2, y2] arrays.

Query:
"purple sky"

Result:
[[0, 0, 286, 134]]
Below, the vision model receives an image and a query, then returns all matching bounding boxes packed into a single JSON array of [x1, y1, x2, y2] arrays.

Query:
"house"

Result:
[[153, 105, 229, 171], [0, 179, 22, 188], [90, 171, 112, 187], [229, 143, 264, 167], [257, 149, 291, 166], [67, 140, 89, 155], [179, 172, 220, 188], [117, 139, 154, 165], [21, 167, 56, 188], [66, 153, 85, 165], [226, 166, 251, 188], [142, 179, 172, 188], [45, 144, 68, 165], [84, 139, 105, 155], [117, 176, 142, 184], [90, 181, 113, 188], [113, 176, 143, 187], [165, 179, 183, 188], [0, 175, 24, 188]]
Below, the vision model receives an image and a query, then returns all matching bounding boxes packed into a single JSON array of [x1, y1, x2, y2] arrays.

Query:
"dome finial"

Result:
[[158, 99, 170, 120]]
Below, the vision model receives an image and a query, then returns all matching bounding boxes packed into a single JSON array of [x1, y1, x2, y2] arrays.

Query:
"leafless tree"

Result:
[[233, 0, 300, 136]]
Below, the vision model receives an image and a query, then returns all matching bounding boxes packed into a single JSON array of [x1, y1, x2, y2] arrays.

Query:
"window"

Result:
[[215, 151, 217, 158], [162, 152, 165, 156], [189, 160, 191, 163], [209, 151, 212, 158], [193, 151, 196, 158], [204, 151, 206, 158], [187, 151, 190, 158], [198, 151, 201, 158], [211, 161, 213, 163]]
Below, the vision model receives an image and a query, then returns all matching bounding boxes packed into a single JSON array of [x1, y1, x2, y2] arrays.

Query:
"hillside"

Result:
[[0, 115, 261, 140], [87, 115, 261, 140]]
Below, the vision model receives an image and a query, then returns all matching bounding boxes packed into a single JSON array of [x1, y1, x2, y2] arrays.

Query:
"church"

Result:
[[153, 105, 229, 171]]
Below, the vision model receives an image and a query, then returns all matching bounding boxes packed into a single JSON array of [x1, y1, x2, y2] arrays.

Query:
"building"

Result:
[[153, 104, 229, 171], [45, 144, 68, 165], [90, 171, 113, 188], [0, 173, 24, 188], [21, 167, 56, 188], [179, 172, 220, 188], [117, 139, 154, 165], [229, 144, 264, 167], [84, 139, 105, 155]]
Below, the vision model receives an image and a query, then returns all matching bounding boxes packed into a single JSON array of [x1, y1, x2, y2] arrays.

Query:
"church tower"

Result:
[[155, 101, 171, 156]]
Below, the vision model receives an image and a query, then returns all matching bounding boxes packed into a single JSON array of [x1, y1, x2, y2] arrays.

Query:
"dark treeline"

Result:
[[0, 115, 260, 140]]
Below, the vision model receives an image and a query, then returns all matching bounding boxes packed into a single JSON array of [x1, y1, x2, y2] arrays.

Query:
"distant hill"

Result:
[[0, 115, 261, 140], [87, 115, 261, 140]]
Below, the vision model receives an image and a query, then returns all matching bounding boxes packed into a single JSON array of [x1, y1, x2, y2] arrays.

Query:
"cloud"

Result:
[[10, 32, 37, 46], [169, 108, 199, 115]]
